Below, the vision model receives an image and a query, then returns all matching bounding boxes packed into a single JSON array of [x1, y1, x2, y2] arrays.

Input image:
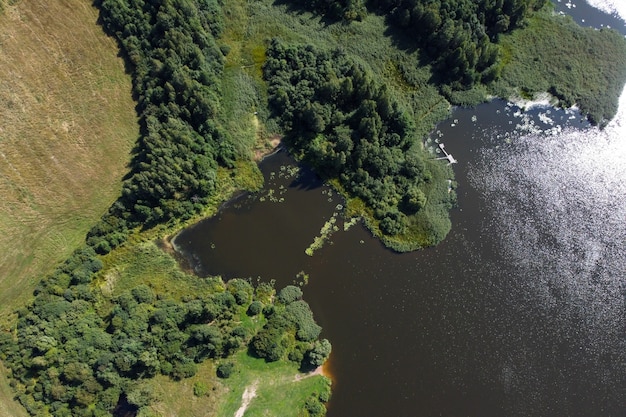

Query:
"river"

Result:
[[173, 2, 626, 416]]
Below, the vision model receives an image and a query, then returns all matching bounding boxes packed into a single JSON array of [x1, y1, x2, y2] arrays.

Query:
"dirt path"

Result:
[[234, 381, 258, 417]]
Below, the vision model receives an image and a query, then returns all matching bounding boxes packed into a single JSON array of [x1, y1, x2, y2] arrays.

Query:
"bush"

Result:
[[379, 210, 407, 236], [277, 285, 303, 304], [227, 278, 253, 305], [305, 339, 332, 369], [171, 361, 198, 380], [247, 300, 263, 316], [286, 300, 322, 342], [131, 285, 155, 304], [216, 362, 235, 379], [193, 381, 210, 397], [304, 396, 326, 417]]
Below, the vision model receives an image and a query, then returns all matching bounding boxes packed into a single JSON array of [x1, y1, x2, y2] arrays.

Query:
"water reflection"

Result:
[[467, 89, 626, 416], [174, 5, 626, 414]]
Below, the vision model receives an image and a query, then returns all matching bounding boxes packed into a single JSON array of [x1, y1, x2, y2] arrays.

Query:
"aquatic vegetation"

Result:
[[305, 216, 340, 256], [343, 217, 361, 232]]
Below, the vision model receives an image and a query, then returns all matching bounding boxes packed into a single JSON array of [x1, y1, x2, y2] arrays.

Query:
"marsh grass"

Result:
[[96, 241, 225, 300], [494, 8, 626, 124]]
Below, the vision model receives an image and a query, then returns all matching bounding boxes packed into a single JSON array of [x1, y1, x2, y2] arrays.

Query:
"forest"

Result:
[[87, 0, 236, 254], [2, 0, 626, 415], [0, 246, 330, 416]]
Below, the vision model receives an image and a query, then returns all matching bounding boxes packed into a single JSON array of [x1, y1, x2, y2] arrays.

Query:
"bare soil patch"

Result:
[[234, 381, 258, 417]]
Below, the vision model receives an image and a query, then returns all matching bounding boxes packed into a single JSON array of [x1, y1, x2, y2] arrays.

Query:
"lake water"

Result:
[[174, 3, 626, 416]]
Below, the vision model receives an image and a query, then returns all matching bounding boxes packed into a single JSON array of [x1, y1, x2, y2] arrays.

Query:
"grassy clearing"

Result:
[[142, 361, 226, 417], [0, 0, 137, 322], [215, 350, 330, 417], [140, 348, 330, 417]]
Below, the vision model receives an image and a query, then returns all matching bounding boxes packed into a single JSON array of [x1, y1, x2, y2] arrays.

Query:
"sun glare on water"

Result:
[[584, 0, 626, 23]]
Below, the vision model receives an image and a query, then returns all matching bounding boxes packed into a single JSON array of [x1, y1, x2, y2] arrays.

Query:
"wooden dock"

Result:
[[434, 143, 457, 164]]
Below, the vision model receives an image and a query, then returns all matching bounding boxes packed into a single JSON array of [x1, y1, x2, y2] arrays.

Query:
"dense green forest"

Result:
[[264, 40, 455, 245], [3, 0, 626, 415], [87, 0, 237, 254], [0, 246, 330, 416]]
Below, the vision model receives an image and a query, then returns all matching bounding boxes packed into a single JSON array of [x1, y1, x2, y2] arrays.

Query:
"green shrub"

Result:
[[247, 300, 263, 316], [216, 362, 235, 379], [277, 285, 303, 304], [193, 381, 210, 397]]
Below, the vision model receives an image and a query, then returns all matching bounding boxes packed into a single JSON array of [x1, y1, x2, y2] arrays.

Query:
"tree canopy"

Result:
[[1, 255, 330, 416], [264, 40, 455, 245]]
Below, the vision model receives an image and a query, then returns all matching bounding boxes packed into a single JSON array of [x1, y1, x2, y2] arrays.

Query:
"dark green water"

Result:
[[174, 5, 626, 415]]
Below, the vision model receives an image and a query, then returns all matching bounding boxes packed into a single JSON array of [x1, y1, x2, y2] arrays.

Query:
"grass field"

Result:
[[0, 0, 137, 414], [0, 0, 137, 320], [215, 350, 330, 417], [138, 349, 330, 417]]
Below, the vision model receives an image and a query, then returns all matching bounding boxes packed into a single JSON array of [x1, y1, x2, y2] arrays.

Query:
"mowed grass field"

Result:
[[0, 0, 137, 414], [0, 0, 137, 318]]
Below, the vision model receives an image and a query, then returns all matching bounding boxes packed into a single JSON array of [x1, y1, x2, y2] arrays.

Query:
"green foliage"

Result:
[[494, 10, 626, 125], [304, 395, 327, 416], [8, 0, 624, 415], [131, 284, 155, 304], [250, 286, 329, 370], [304, 339, 332, 369], [247, 300, 263, 316], [371, 0, 547, 88], [216, 362, 235, 379], [227, 278, 253, 305], [86, 0, 238, 251], [286, 301, 322, 342], [264, 40, 455, 246], [192, 381, 210, 397], [277, 285, 303, 305], [127, 385, 155, 408], [3, 252, 328, 416], [293, 0, 367, 21]]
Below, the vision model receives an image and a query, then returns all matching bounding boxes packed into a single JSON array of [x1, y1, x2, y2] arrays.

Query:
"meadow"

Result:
[[0, 0, 137, 321]]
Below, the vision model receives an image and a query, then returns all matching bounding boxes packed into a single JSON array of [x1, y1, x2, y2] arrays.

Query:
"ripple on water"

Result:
[[467, 87, 626, 414]]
